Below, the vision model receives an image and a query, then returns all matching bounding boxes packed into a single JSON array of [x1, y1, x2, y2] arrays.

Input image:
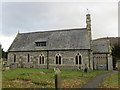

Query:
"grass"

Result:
[[100, 72, 119, 88], [2, 68, 109, 88]]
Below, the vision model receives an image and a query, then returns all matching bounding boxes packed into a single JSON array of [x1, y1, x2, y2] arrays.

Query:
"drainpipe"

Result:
[[93, 55, 95, 70], [47, 50, 49, 69], [106, 54, 108, 70], [88, 50, 91, 70]]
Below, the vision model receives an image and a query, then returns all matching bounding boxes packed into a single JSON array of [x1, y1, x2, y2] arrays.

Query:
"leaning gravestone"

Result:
[[54, 68, 61, 89], [32, 56, 38, 68], [10, 63, 16, 69], [33, 60, 37, 68]]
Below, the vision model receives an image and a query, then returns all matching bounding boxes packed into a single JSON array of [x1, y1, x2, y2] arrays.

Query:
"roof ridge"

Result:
[[93, 37, 120, 40], [19, 28, 87, 34]]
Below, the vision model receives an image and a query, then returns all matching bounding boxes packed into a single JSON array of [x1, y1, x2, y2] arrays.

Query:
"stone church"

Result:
[[7, 14, 113, 70]]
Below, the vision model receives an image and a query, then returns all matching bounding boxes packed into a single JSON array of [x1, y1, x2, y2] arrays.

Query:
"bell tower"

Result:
[[86, 13, 91, 31], [86, 9, 93, 70]]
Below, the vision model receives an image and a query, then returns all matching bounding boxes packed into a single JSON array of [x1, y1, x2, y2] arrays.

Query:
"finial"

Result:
[[18, 30, 20, 34], [86, 8, 89, 14]]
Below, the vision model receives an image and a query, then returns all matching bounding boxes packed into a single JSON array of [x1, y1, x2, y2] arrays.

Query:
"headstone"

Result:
[[84, 64, 88, 73], [10, 63, 16, 69], [54, 68, 61, 89]]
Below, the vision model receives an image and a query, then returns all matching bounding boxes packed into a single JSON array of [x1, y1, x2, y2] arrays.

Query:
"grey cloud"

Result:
[[2, 2, 118, 38]]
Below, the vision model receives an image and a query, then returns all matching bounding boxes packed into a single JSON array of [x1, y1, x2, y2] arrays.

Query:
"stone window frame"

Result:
[[75, 53, 82, 65], [38, 54, 45, 64], [55, 54, 62, 65]]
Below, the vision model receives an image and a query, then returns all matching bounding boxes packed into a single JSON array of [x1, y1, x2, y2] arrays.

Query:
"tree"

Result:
[[111, 44, 120, 69], [2, 51, 8, 59], [0, 44, 2, 59]]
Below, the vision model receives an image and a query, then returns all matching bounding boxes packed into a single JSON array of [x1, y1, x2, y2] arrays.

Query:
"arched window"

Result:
[[14, 54, 16, 62], [56, 56, 58, 64], [56, 54, 62, 64], [75, 53, 82, 64], [59, 56, 61, 64], [39, 56, 41, 64], [28, 54, 30, 62], [42, 56, 44, 64], [79, 55, 81, 64], [39, 54, 45, 64], [75, 55, 78, 64]]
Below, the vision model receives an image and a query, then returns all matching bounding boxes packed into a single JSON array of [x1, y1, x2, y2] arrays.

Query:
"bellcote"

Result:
[[86, 14, 91, 31]]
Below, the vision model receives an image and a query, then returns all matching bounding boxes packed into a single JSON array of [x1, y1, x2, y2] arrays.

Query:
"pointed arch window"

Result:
[[75, 53, 82, 64], [28, 54, 30, 62], [56, 54, 62, 64], [39, 54, 45, 64]]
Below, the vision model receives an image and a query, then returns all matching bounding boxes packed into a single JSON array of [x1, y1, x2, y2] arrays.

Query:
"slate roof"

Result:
[[92, 39, 111, 54], [93, 37, 120, 47], [8, 28, 91, 52]]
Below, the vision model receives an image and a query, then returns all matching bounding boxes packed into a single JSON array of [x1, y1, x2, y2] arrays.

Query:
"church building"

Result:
[[7, 14, 113, 70]]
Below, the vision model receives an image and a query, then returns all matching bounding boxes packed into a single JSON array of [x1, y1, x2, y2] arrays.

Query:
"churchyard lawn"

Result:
[[2, 68, 110, 88], [100, 72, 119, 88]]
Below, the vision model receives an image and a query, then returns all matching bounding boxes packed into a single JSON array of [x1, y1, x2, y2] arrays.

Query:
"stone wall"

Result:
[[8, 50, 93, 70]]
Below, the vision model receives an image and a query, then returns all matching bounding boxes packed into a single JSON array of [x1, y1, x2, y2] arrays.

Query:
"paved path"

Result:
[[81, 71, 117, 88]]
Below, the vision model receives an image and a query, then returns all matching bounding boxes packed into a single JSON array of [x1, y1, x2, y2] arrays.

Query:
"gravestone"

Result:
[[54, 68, 61, 89], [84, 64, 88, 73]]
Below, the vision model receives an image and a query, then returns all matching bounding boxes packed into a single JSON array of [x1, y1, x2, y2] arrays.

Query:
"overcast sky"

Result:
[[0, 1, 118, 51]]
